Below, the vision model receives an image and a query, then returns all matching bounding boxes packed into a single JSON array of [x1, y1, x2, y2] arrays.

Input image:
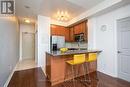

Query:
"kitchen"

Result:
[[3, 0, 130, 87], [50, 20, 88, 51], [46, 20, 101, 86]]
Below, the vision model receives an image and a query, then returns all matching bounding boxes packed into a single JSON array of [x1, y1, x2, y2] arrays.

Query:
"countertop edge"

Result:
[[46, 50, 102, 57]]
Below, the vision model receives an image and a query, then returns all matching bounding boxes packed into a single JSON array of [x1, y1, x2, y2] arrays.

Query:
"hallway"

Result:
[[15, 59, 36, 71]]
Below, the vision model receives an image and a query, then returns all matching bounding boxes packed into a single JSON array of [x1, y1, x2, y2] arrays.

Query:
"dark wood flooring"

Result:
[[8, 67, 130, 87]]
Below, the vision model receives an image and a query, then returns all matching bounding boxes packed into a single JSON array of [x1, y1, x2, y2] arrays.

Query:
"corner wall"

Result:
[[0, 17, 19, 87]]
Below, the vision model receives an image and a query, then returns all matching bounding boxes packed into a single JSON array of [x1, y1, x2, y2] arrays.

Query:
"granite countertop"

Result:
[[46, 50, 102, 56]]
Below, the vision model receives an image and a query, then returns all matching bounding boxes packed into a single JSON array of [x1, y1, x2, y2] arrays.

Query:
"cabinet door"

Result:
[[80, 23, 84, 33], [55, 25, 64, 36], [51, 25, 64, 36], [51, 25, 60, 35], [74, 24, 81, 34], [69, 27, 74, 42], [64, 28, 70, 42], [51, 25, 70, 42], [82, 21, 88, 42], [51, 25, 55, 35]]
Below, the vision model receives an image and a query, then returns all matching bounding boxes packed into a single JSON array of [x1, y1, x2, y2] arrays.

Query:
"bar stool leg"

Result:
[[82, 64, 87, 82], [63, 64, 67, 87], [85, 63, 91, 83], [96, 61, 99, 81], [64, 65, 67, 81], [71, 65, 75, 87], [64, 64, 71, 87]]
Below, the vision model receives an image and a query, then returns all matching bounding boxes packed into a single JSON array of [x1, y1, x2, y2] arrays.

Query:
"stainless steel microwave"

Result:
[[74, 33, 84, 42]]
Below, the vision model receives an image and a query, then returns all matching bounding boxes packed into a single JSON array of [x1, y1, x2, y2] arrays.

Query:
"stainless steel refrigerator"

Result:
[[51, 36, 65, 51]]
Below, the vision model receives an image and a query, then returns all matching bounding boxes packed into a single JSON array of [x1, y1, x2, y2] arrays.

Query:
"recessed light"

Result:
[[24, 19, 30, 23]]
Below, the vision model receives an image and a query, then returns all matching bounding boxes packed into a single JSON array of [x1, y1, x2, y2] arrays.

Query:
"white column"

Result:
[[37, 15, 50, 71]]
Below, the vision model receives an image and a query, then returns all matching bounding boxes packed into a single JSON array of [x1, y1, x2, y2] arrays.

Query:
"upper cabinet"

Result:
[[50, 20, 88, 42], [51, 25, 70, 42], [69, 20, 88, 42], [74, 23, 83, 34], [74, 21, 87, 34], [69, 27, 74, 42], [51, 25, 64, 36]]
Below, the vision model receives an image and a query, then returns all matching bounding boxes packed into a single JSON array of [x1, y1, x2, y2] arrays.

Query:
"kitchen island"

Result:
[[46, 50, 101, 86]]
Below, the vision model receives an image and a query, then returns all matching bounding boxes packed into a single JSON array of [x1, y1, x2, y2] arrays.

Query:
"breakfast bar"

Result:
[[46, 50, 101, 86]]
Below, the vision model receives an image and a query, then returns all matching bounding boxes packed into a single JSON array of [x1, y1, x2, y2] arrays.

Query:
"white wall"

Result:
[[88, 4, 130, 77], [19, 23, 35, 61], [0, 17, 19, 87], [37, 15, 50, 70], [87, 18, 96, 49]]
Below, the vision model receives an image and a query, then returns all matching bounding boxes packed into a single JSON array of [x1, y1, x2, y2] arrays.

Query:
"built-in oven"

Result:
[[74, 33, 84, 42]]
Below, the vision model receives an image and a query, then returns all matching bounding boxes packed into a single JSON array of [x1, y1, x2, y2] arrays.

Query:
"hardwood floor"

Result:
[[8, 67, 130, 87]]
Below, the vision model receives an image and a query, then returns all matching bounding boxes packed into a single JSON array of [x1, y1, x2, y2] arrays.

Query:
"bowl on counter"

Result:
[[60, 48, 68, 53]]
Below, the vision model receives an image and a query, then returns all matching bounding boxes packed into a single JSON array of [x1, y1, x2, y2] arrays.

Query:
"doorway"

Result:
[[22, 32, 35, 60], [117, 17, 130, 82]]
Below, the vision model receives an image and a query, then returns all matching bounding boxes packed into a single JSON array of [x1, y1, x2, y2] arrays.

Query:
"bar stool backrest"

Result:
[[73, 54, 86, 64], [86, 53, 97, 62]]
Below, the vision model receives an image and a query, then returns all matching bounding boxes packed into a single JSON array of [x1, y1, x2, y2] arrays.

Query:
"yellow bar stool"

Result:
[[64, 54, 86, 87], [85, 53, 98, 83]]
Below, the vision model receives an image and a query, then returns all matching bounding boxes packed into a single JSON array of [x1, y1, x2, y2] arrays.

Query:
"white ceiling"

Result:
[[67, 0, 104, 10], [15, 0, 105, 23]]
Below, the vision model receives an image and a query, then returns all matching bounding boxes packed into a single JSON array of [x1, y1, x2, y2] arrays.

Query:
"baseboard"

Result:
[[4, 62, 19, 87]]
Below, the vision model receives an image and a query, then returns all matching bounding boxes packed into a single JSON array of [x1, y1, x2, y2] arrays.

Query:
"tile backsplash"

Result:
[[65, 42, 87, 48]]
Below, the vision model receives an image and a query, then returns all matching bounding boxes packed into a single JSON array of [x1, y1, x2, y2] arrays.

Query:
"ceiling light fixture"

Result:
[[56, 11, 70, 21], [24, 19, 30, 23]]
